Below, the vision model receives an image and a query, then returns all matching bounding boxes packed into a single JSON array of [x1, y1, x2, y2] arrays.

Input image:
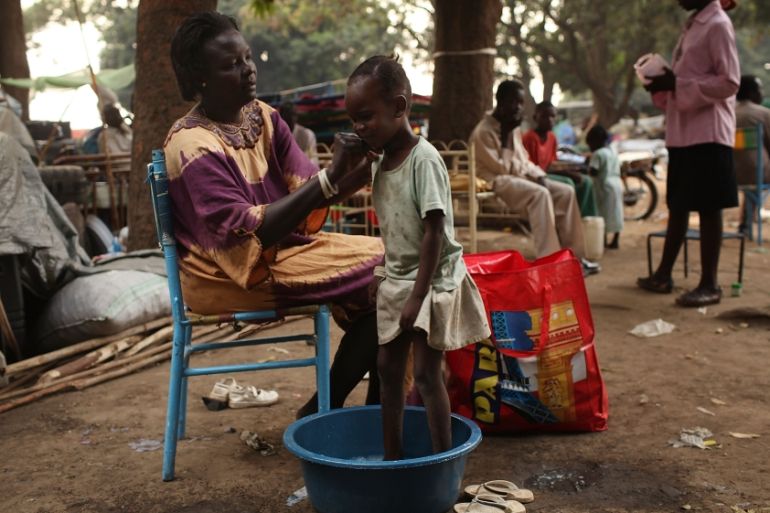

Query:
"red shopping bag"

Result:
[[447, 249, 608, 433]]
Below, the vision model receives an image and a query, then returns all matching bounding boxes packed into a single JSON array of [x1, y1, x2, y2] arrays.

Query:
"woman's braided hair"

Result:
[[170, 11, 239, 101]]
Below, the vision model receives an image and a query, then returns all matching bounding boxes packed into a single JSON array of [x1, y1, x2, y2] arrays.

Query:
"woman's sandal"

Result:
[[464, 480, 534, 504], [453, 493, 526, 513], [636, 275, 673, 294], [676, 287, 722, 307]]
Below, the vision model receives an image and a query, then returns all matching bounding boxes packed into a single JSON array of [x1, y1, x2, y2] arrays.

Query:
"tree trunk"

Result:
[[127, 0, 216, 250], [0, 0, 31, 120], [429, 0, 502, 143]]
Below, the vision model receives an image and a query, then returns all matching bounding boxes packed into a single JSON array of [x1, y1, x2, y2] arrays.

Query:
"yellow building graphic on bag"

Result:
[[471, 300, 586, 425]]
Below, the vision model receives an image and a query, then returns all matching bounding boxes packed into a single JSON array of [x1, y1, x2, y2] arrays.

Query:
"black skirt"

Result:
[[667, 143, 738, 212]]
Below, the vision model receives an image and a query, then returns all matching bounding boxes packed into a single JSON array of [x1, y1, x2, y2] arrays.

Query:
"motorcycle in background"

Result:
[[619, 153, 660, 221], [556, 145, 663, 221]]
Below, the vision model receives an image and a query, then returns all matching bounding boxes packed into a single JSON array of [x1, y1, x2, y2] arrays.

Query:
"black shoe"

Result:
[[636, 275, 673, 294]]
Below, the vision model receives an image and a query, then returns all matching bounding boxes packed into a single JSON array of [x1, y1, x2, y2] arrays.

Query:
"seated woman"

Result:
[[166, 11, 383, 417]]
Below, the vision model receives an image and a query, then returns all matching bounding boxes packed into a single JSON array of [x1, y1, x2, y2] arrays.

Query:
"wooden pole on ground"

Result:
[[7, 316, 171, 375]]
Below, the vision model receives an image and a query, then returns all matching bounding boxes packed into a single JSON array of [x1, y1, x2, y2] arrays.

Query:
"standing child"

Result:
[[345, 55, 490, 459], [586, 125, 623, 249]]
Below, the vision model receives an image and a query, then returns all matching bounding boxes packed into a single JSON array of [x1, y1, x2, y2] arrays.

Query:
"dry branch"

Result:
[[0, 342, 173, 403], [0, 350, 172, 414], [36, 335, 143, 385], [7, 316, 172, 375]]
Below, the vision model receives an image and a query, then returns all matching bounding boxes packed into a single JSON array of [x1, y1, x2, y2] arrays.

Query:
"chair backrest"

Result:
[[431, 139, 474, 177], [735, 123, 765, 186], [734, 124, 762, 151], [146, 149, 187, 320]]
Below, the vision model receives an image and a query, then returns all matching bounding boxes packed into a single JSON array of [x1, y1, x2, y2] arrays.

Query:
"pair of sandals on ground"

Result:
[[202, 377, 279, 410], [455, 480, 535, 513]]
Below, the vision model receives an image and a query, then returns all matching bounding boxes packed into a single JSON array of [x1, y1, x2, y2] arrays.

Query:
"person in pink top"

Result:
[[637, 0, 740, 307]]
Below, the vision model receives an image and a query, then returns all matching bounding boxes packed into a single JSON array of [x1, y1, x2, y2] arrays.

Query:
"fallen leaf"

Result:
[[728, 432, 761, 439], [710, 398, 727, 406], [697, 406, 716, 416], [715, 328, 724, 334], [268, 347, 290, 354], [681, 505, 692, 511], [639, 394, 649, 405]]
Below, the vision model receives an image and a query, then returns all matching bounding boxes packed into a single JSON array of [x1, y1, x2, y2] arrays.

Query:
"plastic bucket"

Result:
[[582, 216, 605, 261], [283, 405, 482, 513]]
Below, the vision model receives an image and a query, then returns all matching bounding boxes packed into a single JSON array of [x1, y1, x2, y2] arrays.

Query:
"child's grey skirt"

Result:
[[376, 273, 490, 351]]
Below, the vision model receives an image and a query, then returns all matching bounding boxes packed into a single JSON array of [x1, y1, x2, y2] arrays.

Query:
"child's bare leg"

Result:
[[413, 333, 451, 454], [377, 332, 412, 460]]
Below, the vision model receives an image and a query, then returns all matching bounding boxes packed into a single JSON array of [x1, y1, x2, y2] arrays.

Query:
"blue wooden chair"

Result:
[[736, 123, 768, 245], [147, 149, 330, 481]]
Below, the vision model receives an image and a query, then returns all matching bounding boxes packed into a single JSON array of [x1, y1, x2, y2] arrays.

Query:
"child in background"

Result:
[[586, 125, 623, 249], [523, 101, 598, 217], [522, 101, 560, 172], [345, 55, 490, 459]]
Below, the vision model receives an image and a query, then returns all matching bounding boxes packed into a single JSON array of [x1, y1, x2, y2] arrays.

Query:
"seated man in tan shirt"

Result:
[[470, 80, 592, 267]]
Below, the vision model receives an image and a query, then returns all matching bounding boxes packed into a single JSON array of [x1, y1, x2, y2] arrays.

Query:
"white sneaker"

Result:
[[228, 386, 279, 408], [207, 377, 239, 401]]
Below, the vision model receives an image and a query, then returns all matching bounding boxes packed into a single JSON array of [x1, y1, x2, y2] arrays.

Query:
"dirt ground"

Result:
[[3, 200, 770, 513]]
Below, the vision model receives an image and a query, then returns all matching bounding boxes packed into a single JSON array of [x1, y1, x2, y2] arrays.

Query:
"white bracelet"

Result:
[[318, 168, 339, 199]]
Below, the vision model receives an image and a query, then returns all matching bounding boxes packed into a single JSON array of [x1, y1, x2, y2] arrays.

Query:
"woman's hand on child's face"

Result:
[[399, 294, 423, 332], [329, 132, 369, 181]]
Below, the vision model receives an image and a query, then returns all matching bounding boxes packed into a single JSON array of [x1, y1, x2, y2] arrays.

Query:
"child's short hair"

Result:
[[586, 124, 609, 148], [348, 55, 412, 108], [535, 100, 555, 112]]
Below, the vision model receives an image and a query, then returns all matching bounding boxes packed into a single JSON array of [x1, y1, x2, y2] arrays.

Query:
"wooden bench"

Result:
[[316, 140, 525, 252], [53, 153, 131, 231], [432, 140, 525, 253]]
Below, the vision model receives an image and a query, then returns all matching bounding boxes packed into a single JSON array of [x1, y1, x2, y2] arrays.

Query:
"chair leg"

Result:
[[744, 195, 754, 241], [315, 305, 331, 413], [176, 324, 192, 440], [739, 235, 745, 284], [162, 325, 188, 482], [646, 235, 653, 277], [177, 377, 188, 440], [758, 202, 763, 246]]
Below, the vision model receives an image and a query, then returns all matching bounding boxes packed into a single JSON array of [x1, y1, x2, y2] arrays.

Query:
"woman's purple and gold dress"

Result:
[[163, 99, 383, 323]]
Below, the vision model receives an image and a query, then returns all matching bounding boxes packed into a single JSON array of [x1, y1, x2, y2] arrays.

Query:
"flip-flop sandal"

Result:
[[465, 480, 534, 504], [453, 493, 526, 513]]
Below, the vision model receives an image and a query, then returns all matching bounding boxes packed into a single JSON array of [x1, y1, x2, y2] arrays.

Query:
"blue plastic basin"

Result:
[[283, 405, 482, 513]]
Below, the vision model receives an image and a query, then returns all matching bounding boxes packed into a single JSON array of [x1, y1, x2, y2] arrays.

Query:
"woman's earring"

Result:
[[201, 82, 207, 88]]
